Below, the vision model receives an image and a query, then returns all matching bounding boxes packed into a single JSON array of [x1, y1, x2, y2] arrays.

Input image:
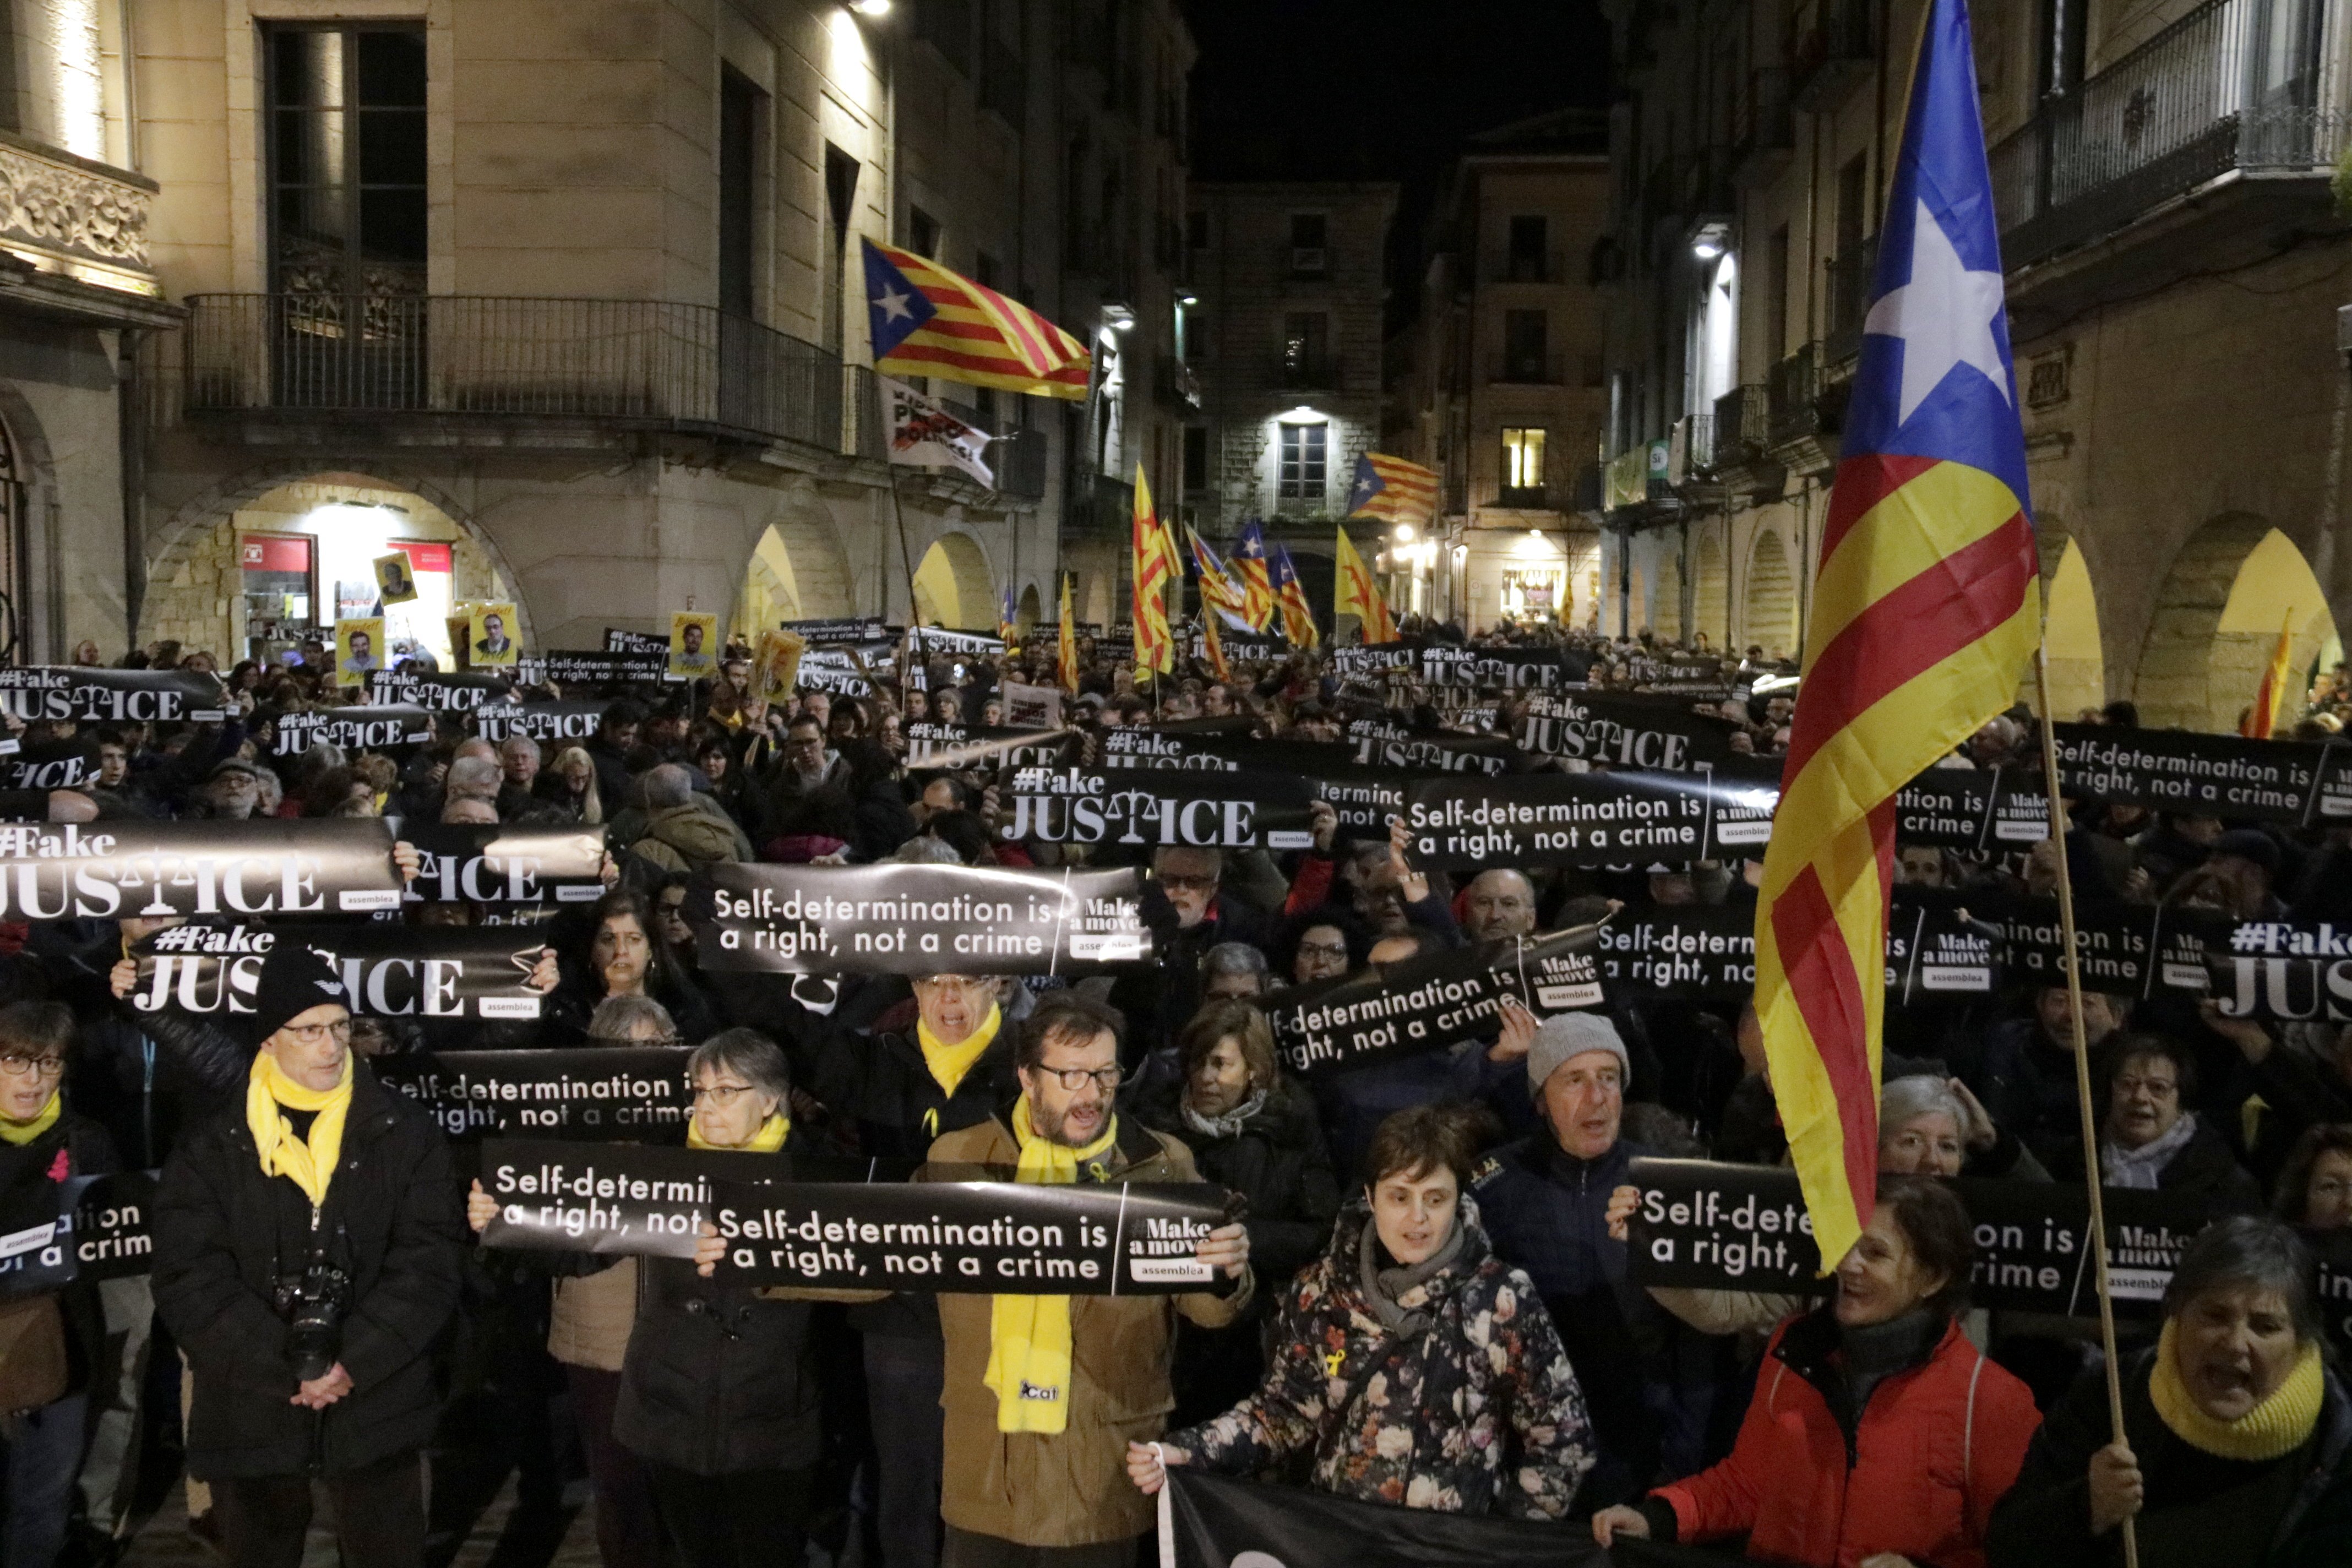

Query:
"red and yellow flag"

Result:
[[1057, 573, 1079, 692], [863, 238, 1091, 400], [2241, 611, 2296, 739], [1130, 467, 1175, 677], [1333, 526, 1396, 644], [1754, 0, 2040, 1268]]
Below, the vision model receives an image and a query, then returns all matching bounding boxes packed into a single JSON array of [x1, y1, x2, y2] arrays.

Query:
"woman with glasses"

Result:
[[0, 1002, 118, 1568]]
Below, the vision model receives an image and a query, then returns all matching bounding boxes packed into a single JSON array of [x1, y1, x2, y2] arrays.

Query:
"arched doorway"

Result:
[[2136, 518, 2339, 731], [734, 529, 804, 641], [1692, 533, 1728, 649], [1744, 528, 1796, 658], [2027, 532, 2105, 718], [911, 531, 995, 629], [1625, 564, 1646, 638], [1653, 550, 1684, 643], [1017, 584, 1042, 640]]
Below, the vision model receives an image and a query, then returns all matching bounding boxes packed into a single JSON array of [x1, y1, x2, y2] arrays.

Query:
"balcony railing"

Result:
[[177, 293, 845, 450], [1067, 473, 1135, 534], [1989, 0, 2343, 270], [1766, 344, 1823, 447], [1792, 0, 1875, 108], [1491, 249, 1566, 284], [1489, 484, 1555, 510], [997, 428, 1048, 499], [1823, 237, 1879, 364], [846, 365, 888, 461], [1709, 384, 1768, 465], [1490, 352, 1566, 385], [1732, 67, 1796, 186], [1156, 354, 1201, 409], [1276, 353, 1339, 390]]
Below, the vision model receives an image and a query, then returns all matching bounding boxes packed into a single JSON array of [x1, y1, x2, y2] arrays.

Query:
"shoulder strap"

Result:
[[1964, 1352, 1986, 1491]]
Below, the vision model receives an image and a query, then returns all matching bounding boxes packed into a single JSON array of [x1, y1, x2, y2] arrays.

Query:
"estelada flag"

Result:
[[1130, 468, 1175, 676], [1186, 527, 1255, 630], [1270, 542, 1319, 650], [2242, 610, 2296, 739], [1346, 451, 1439, 525], [1056, 574, 1079, 692], [1334, 525, 1396, 643], [1232, 521, 1276, 632], [1753, 0, 2041, 1267], [863, 239, 1090, 400]]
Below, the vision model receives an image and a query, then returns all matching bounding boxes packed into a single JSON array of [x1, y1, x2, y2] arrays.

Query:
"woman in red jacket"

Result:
[[1591, 1177, 2041, 1568]]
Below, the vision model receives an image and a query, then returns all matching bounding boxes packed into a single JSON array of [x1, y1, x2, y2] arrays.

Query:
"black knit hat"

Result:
[[233, 941, 348, 1050]]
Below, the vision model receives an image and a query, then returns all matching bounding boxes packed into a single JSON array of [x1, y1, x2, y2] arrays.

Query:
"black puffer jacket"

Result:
[[0, 1108, 119, 1395], [1141, 1076, 1340, 1298], [152, 1062, 465, 1479]]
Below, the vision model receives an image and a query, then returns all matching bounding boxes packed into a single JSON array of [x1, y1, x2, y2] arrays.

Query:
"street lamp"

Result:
[[1393, 523, 1415, 542], [850, 0, 891, 15]]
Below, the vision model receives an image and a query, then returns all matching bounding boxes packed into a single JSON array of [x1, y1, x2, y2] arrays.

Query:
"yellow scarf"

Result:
[[984, 1098, 1117, 1435], [0, 1092, 60, 1146], [919, 1004, 1000, 1101], [687, 1112, 790, 1152], [246, 1051, 353, 1209], [2150, 1319, 2326, 1462]]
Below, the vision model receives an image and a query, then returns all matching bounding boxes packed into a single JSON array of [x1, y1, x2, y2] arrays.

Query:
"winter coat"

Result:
[[151, 1062, 466, 1479], [1987, 1346, 2352, 1568], [0, 1108, 118, 1398], [1650, 1309, 2040, 1568], [624, 801, 748, 879], [928, 1114, 1253, 1549], [2054, 1115, 2263, 1211], [1141, 1076, 1341, 1296], [1168, 1198, 1594, 1519]]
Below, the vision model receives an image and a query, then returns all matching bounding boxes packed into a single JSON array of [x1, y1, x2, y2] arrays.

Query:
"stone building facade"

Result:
[[1592, 0, 2352, 728]]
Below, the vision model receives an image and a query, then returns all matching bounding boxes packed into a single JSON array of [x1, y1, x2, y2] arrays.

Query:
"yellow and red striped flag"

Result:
[[1057, 573, 1079, 692], [1270, 542, 1319, 650], [1187, 527, 1253, 628], [1333, 525, 1396, 644], [863, 238, 1091, 400], [1754, 0, 2041, 1268], [1201, 610, 1231, 683], [1131, 467, 1175, 676], [2241, 611, 2296, 739], [1346, 453, 1438, 525], [1231, 522, 1276, 633]]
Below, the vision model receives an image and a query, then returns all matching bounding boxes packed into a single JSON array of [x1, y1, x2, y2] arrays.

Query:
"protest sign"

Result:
[[909, 627, 1006, 658], [604, 628, 673, 658], [1000, 682, 1063, 729], [397, 823, 608, 913], [1347, 718, 1516, 775], [696, 862, 1152, 974], [999, 766, 1317, 853], [126, 923, 557, 1025], [753, 629, 806, 704], [0, 1170, 162, 1299], [270, 703, 435, 758], [2050, 723, 2352, 825], [1893, 766, 2050, 851], [1402, 767, 1776, 872], [471, 700, 605, 747], [1515, 690, 1743, 771], [376, 1048, 692, 1142], [1926, 889, 2229, 1000], [1420, 645, 1569, 690], [0, 666, 226, 725], [2204, 918, 2352, 1022], [1261, 928, 1604, 1080], [367, 670, 513, 711], [514, 649, 668, 687], [709, 1177, 1233, 1293], [474, 1139, 788, 1259], [0, 819, 402, 919], [1161, 1469, 1608, 1568], [796, 663, 874, 699], [0, 738, 95, 791], [1326, 643, 1417, 678], [783, 616, 895, 641], [905, 723, 1078, 771]]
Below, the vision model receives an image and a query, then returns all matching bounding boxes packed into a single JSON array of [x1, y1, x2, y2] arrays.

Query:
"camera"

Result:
[[274, 1261, 353, 1383]]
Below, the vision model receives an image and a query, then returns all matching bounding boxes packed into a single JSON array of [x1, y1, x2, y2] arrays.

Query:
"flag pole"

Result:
[[2030, 641, 2141, 1568], [889, 473, 925, 695]]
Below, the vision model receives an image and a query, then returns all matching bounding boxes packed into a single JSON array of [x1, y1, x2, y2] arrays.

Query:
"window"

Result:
[[1502, 428, 1547, 489], [1288, 213, 1327, 274], [1182, 426, 1208, 491], [1507, 215, 1547, 281], [1282, 312, 1329, 384], [908, 207, 941, 258], [718, 68, 763, 320], [916, 0, 973, 75], [1502, 309, 1548, 381], [1277, 422, 1327, 503], [821, 145, 859, 357], [1766, 224, 1790, 360], [265, 25, 427, 297]]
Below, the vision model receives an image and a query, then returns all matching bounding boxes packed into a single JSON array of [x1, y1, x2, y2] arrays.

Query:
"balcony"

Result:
[[1709, 384, 1765, 465], [1988, 0, 2345, 331], [1156, 354, 1200, 409], [1490, 249, 1566, 285], [0, 130, 176, 329], [1276, 353, 1339, 390], [997, 427, 1048, 499], [1767, 344, 1822, 445], [846, 366, 889, 462], [1823, 237, 1879, 366], [1283, 245, 1331, 280], [1490, 351, 1566, 385], [172, 293, 845, 452], [1066, 473, 1134, 535], [1488, 484, 1556, 511], [1791, 0, 1875, 111], [1732, 68, 1796, 188]]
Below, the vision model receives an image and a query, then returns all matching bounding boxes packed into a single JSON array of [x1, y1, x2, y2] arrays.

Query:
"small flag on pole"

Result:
[[881, 377, 995, 487], [1188, 527, 1256, 630], [1270, 543, 1319, 650], [863, 239, 1091, 400], [1346, 453, 1439, 526], [1131, 468, 1176, 676], [1232, 521, 1276, 632], [1334, 525, 1397, 644], [2241, 611, 2297, 739], [1057, 574, 1079, 692], [999, 584, 1019, 648]]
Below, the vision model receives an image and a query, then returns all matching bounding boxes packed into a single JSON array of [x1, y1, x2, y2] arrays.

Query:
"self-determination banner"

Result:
[[1918, 889, 2232, 1001], [367, 671, 513, 711], [1403, 767, 1776, 872], [397, 823, 607, 911], [1348, 719, 1517, 776], [2050, 723, 2352, 826], [1000, 767, 1317, 853], [376, 1049, 692, 1141], [126, 923, 558, 1025], [475, 1139, 791, 1259], [696, 862, 1152, 974], [905, 723, 1079, 770], [1262, 928, 1604, 1080], [1516, 690, 1743, 771], [710, 1178, 1233, 1293], [784, 617, 897, 645], [0, 819, 402, 919], [514, 649, 668, 687], [0, 1170, 161, 1300], [472, 700, 605, 747], [271, 703, 435, 758], [1896, 766, 2048, 851], [1159, 1469, 1613, 1568], [1419, 646, 1571, 691], [0, 666, 227, 724]]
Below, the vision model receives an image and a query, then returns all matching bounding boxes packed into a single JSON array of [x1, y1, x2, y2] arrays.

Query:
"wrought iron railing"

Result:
[[1792, 0, 1875, 106], [1711, 384, 1767, 464], [997, 428, 1048, 499], [1766, 345, 1822, 447], [1823, 237, 1879, 364], [1732, 67, 1795, 182], [1490, 352, 1566, 385]]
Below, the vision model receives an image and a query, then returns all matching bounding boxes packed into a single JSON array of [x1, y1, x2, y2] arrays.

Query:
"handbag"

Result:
[[0, 1292, 67, 1413]]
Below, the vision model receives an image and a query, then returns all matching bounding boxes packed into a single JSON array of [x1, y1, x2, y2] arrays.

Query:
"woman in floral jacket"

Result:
[[1126, 1104, 1596, 1517]]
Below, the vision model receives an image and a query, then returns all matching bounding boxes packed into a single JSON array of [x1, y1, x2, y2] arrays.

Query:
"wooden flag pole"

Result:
[[2031, 643, 2140, 1568]]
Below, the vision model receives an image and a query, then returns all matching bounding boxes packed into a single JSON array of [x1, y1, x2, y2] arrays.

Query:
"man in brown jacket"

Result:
[[928, 992, 1252, 1568]]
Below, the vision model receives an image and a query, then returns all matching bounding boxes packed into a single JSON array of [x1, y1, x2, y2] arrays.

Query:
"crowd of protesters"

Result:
[[0, 614, 2341, 1568]]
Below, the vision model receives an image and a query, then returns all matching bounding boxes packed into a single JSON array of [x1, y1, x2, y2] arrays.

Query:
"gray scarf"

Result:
[[1182, 1088, 1267, 1141], [2102, 1109, 2200, 1191], [1358, 1216, 1466, 1342]]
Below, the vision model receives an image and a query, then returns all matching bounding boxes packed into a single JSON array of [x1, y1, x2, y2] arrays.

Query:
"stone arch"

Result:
[[2135, 516, 2338, 732], [1692, 532, 1728, 649], [1017, 583, 1042, 638], [2023, 519, 2106, 718], [1744, 527, 1796, 659], [0, 383, 63, 657], [1653, 548, 1684, 643], [139, 461, 530, 661], [729, 489, 857, 640], [911, 528, 995, 629]]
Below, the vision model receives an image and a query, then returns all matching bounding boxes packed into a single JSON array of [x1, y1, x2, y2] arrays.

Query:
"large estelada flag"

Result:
[[1333, 525, 1396, 643], [1232, 521, 1276, 632], [1753, 0, 2041, 1267], [1346, 451, 1439, 525], [1186, 527, 1255, 631], [1131, 467, 1176, 676], [862, 238, 1091, 399], [1270, 542, 1320, 650]]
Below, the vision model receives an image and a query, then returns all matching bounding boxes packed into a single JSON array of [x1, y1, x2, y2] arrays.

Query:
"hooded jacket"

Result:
[[625, 800, 749, 879], [1167, 1198, 1596, 1520]]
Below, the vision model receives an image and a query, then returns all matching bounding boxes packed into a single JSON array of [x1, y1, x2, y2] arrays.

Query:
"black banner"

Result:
[[1162, 1469, 1609, 1568], [271, 703, 436, 758], [1894, 766, 2050, 851], [1420, 646, 1569, 690], [514, 649, 667, 687], [2051, 723, 2352, 826], [783, 617, 897, 644], [396, 824, 607, 912], [367, 671, 513, 711], [1099, 718, 1259, 770], [1403, 767, 1776, 872], [905, 723, 1077, 770], [0, 819, 402, 919], [1516, 690, 1743, 771], [0, 738, 95, 791], [0, 1170, 161, 1300], [1935, 889, 2229, 1000], [1327, 642, 1418, 678], [0, 666, 226, 725], [1000, 767, 1317, 853], [909, 628, 1006, 657], [2203, 919, 2352, 1023], [127, 923, 557, 1024], [796, 664, 874, 698], [710, 1177, 1233, 1293], [696, 862, 1152, 974], [604, 629, 671, 657], [377, 1049, 692, 1141], [1262, 928, 1604, 1080], [1347, 718, 1517, 776], [472, 700, 606, 747], [475, 1139, 786, 1258]]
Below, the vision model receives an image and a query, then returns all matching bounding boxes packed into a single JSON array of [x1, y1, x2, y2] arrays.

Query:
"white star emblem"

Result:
[[874, 287, 914, 322], [1864, 199, 2011, 424]]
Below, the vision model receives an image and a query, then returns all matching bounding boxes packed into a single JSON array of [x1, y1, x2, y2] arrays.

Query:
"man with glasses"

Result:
[[745, 712, 849, 851], [153, 944, 466, 1568], [929, 993, 1251, 1568], [1137, 847, 1274, 1063]]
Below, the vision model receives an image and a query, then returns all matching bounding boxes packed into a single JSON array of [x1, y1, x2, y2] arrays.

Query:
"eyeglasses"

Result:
[[281, 1020, 352, 1047], [1296, 941, 1349, 961], [693, 1081, 760, 1107], [1035, 1065, 1121, 1093], [1159, 874, 1217, 893], [0, 1054, 63, 1080], [913, 976, 991, 998]]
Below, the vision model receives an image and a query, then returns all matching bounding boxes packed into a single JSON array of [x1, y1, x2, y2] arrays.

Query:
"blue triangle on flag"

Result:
[[863, 239, 938, 362]]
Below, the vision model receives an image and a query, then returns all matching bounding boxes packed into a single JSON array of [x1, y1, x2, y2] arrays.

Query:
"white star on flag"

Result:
[[874, 287, 914, 322], [1864, 199, 2011, 424]]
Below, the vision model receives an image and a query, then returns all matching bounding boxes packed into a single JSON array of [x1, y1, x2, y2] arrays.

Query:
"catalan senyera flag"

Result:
[[862, 238, 1091, 400], [1754, 0, 2041, 1269], [2241, 610, 2296, 739], [1333, 526, 1397, 644], [1057, 574, 1079, 692], [1232, 522, 1276, 632], [1131, 467, 1176, 676], [1269, 543, 1319, 650], [1346, 453, 1439, 526], [1187, 527, 1255, 630]]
